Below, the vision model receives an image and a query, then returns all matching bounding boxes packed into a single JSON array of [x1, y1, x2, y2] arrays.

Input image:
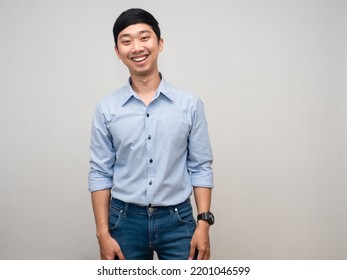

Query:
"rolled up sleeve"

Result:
[[187, 98, 214, 188], [88, 105, 116, 192]]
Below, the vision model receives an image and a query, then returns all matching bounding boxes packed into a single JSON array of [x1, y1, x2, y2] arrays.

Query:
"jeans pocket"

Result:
[[175, 203, 196, 224], [109, 205, 124, 231]]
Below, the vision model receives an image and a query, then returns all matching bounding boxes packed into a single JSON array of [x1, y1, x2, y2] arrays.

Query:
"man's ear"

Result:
[[114, 46, 121, 59], [158, 38, 164, 52]]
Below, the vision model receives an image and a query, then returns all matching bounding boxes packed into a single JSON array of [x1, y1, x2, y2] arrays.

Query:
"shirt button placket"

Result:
[[145, 109, 155, 204]]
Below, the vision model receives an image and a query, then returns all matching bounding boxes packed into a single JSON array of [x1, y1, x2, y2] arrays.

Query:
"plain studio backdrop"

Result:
[[0, 0, 346, 259]]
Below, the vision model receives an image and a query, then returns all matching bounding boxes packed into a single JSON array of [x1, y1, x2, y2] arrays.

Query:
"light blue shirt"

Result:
[[88, 77, 213, 206]]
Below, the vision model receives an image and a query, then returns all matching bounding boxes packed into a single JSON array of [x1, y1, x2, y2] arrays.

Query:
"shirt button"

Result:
[[149, 159, 153, 164], [148, 135, 151, 140], [146, 113, 150, 118], [149, 180, 152, 185]]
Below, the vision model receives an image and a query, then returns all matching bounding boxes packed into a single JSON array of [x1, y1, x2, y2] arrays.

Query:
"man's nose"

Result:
[[132, 39, 143, 52]]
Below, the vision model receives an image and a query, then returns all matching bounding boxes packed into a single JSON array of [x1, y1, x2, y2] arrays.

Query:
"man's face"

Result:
[[115, 23, 163, 77]]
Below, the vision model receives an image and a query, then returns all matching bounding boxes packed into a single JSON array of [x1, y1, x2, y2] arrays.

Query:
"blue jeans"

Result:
[[109, 198, 197, 260]]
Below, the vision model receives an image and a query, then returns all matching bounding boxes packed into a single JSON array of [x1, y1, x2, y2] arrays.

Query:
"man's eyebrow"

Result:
[[139, 30, 151, 35], [119, 30, 151, 39]]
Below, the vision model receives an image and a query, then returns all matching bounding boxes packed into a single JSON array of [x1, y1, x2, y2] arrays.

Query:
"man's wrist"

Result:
[[96, 227, 110, 239], [197, 220, 211, 228]]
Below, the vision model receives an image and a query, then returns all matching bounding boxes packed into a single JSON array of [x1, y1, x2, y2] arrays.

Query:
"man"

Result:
[[88, 8, 214, 260]]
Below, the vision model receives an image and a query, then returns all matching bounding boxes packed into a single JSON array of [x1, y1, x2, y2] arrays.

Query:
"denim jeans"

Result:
[[109, 198, 197, 260]]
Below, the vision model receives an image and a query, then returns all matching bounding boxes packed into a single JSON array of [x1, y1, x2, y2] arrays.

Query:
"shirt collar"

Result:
[[121, 73, 174, 106]]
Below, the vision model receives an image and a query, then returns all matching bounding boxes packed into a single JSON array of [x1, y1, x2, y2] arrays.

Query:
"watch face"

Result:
[[208, 212, 215, 225], [198, 212, 215, 225]]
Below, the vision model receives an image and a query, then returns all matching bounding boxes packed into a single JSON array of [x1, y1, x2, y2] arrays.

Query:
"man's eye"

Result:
[[141, 36, 149, 41], [122, 40, 131, 45]]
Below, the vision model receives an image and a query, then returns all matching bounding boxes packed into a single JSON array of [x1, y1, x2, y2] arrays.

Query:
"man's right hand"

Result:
[[91, 190, 125, 260], [98, 233, 126, 260]]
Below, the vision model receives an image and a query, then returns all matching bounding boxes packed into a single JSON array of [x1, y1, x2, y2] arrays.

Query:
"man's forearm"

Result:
[[91, 189, 111, 238], [193, 187, 212, 214]]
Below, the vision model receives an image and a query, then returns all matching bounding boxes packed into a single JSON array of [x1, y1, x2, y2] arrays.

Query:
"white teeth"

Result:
[[132, 56, 147, 62]]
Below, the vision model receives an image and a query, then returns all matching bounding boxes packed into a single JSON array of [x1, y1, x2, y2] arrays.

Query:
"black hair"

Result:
[[113, 8, 161, 48]]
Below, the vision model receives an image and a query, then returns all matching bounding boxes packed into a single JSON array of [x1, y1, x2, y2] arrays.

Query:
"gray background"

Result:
[[0, 0, 346, 259]]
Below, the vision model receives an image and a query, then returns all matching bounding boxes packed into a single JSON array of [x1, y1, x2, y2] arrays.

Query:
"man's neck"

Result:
[[130, 71, 161, 106]]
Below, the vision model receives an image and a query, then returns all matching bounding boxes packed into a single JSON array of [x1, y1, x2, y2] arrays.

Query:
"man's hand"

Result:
[[98, 233, 126, 260], [188, 221, 210, 260], [91, 190, 125, 260]]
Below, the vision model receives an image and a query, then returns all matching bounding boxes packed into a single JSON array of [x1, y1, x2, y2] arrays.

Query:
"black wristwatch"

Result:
[[197, 211, 215, 225]]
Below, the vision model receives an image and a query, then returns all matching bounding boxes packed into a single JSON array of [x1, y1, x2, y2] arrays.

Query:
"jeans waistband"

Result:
[[110, 197, 191, 214]]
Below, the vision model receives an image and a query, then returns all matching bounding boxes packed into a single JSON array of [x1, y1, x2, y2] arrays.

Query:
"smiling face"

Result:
[[115, 23, 163, 77]]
